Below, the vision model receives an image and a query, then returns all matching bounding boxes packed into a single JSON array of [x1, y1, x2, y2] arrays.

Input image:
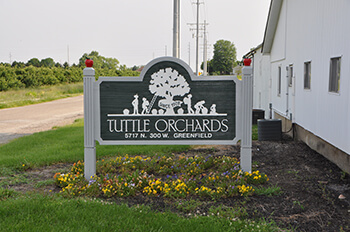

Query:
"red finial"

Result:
[[243, 58, 252, 66], [85, 58, 93, 67]]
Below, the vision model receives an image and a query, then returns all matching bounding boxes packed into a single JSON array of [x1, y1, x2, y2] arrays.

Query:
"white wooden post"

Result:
[[83, 65, 96, 180], [240, 60, 253, 172]]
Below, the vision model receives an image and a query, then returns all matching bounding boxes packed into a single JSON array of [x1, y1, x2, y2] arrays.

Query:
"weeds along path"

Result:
[[0, 95, 83, 144]]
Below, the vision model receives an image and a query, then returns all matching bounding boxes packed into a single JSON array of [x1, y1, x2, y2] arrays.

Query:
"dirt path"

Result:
[[0, 95, 83, 144]]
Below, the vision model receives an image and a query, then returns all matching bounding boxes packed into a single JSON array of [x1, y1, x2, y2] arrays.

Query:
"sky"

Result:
[[0, 0, 270, 71]]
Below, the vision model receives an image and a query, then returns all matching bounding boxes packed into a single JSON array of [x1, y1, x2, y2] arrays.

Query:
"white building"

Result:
[[250, 0, 350, 173], [246, 44, 271, 118]]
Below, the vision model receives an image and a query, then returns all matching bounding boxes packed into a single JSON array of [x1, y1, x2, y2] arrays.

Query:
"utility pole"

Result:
[[195, 0, 200, 75], [173, 0, 180, 58], [189, 0, 204, 75], [188, 1, 209, 75], [203, 20, 208, 76], [188, 42, 191, 66], [67, 45, 70, 66], [188, 21, 208, 75]]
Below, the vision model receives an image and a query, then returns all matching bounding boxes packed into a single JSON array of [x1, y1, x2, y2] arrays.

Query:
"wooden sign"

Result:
[[96, 58, 238, 145], [83, 57, 253, 179]]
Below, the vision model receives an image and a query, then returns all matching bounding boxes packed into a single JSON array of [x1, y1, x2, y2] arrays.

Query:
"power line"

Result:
[[202, 0, 207, 22], [188, 20, 208, 75]]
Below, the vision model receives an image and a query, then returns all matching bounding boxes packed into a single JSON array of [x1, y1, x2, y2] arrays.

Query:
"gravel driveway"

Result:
[[0, 95, 83, 144]]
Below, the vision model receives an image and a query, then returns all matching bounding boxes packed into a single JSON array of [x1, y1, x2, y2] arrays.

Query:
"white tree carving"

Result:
[[149, 68, 190, 114]]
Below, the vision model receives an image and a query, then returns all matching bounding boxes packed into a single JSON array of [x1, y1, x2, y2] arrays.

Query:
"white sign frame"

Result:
[[83, 57, 253, 179]]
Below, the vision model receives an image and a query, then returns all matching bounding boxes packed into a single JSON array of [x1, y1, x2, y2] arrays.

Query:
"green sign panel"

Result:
[[98, 57, 236, 144]]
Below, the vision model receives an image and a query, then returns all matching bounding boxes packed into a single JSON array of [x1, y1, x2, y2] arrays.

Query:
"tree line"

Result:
[[1, 40, 239, 91], [0, 51, 140, 91]]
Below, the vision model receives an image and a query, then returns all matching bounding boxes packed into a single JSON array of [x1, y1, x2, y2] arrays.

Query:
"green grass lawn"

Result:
[[0, 118, 189, 171], [0, 119, 258, 171], [0, 109, 277, 231], [0, 194, 278, 232]]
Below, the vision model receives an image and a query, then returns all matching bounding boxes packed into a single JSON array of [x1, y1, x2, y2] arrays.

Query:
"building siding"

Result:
[[252, 48, 271, 115], [262, 0, 350, 155]]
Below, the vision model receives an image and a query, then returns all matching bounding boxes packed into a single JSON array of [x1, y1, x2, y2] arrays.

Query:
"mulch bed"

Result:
[[110, 136, 350, 231], [247, 136, 350, 231]]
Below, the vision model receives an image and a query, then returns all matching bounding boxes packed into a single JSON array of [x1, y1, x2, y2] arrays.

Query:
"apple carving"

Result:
[[85, 58, 93, 67]]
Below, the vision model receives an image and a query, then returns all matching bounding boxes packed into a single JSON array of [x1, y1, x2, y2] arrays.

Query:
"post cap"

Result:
[[85, 58, 93, 67], [243, 58, 252, 66]]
